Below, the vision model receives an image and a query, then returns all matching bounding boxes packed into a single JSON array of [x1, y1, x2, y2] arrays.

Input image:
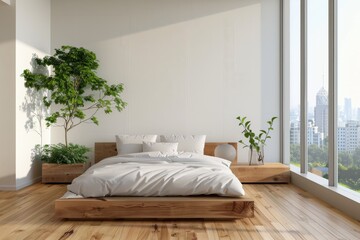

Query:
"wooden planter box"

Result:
[[42, 163, 88, 183]]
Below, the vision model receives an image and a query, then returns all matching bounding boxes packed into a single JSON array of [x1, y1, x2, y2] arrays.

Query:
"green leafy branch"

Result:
[[236, 116, 277, 154]]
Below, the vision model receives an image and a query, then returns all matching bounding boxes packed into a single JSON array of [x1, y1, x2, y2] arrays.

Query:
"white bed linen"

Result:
[[67, 152, 245, 198]]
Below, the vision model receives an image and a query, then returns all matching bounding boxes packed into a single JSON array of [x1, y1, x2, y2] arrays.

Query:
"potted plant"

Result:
[[236, 116, 277, 165], [22, 46, 127, 183], [40, 144, 90, 183]]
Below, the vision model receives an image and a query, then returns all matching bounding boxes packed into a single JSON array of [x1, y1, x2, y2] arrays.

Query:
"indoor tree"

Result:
[[22, 46, 127, 147]]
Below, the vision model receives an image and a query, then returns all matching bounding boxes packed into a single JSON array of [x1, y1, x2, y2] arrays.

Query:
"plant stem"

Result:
[[249, 146, 253, 165], [65, 129, 68, 147]]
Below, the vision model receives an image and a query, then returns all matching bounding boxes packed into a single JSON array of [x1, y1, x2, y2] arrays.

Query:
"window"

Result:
[[338, 0, 360, 193], [307, 0, 328, 180], [287, 0, 359, 196]]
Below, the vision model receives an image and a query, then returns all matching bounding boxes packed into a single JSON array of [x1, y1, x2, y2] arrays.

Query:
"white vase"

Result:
[[248, 146, 264, 165]]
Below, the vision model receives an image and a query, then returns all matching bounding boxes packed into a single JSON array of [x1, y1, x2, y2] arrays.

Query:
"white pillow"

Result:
[[121, 151, 177, 158], [143, 142, 178, 154], [160, 135, 206, 154], [115, 135, 157, 155]]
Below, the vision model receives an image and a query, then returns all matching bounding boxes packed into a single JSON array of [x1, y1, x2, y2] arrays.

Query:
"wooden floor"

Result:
[[0, 184, 359, 240]]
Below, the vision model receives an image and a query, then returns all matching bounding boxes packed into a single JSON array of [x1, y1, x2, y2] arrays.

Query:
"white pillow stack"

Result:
[[142, 142, 178, 154], [160, 135, 206, 154], [115, 134, 206, 155], [116, 135, 157, 155]]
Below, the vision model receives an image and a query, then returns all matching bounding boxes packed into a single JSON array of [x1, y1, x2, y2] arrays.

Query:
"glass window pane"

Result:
[[289, 0, 301, 167], [307, 0, 328, 180], [338, 0, 360, 193]]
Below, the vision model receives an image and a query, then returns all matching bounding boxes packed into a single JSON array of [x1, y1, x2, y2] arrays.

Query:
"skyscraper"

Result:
[[307, 120, 324, 147], [344, 98, 352, 121], [290, 120, 323, 147], [337, 121, 360, 152], [290, 121, 300, 145], [314, 87, 328, 137]]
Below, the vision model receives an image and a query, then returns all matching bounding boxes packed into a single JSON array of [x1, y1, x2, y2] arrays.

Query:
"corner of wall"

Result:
[[0, 0, 16, 188], [14, 0, 51, 190]]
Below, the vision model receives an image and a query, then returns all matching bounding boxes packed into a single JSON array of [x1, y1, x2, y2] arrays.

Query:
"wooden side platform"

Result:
[[231, 163, 290, 183], [55, 196, 254, 219]]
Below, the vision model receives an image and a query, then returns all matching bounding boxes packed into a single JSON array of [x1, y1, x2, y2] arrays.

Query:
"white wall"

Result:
[[0, 0, 50, 190], [51, 0, 280, 163], [261, 0, 280, 162], [0, 1, 16, 189], [15, 0, 51, 189]]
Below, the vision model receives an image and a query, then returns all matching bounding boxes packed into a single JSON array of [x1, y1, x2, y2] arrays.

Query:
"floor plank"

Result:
[[0, 183, 359, 240]]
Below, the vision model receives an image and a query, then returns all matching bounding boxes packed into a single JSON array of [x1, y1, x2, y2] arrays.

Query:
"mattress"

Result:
[[66, 151, 245, 198]]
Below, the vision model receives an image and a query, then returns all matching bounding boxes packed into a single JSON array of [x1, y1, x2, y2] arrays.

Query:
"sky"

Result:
[[290, 0, 360, 112]]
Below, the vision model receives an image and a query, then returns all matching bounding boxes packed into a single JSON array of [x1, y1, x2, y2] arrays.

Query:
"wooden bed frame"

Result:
[[55, 142, 254, 219]]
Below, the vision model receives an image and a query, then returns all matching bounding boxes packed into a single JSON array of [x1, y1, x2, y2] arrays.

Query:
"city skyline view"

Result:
[[291, 86, 360, 138], [290, 89, 360, 128], [289, 0, 360, 193], [290, 86, 360, 192]]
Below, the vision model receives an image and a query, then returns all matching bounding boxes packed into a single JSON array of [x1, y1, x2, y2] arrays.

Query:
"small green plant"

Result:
[[236, 116, 277, 163], [40, 143, 90, 164]]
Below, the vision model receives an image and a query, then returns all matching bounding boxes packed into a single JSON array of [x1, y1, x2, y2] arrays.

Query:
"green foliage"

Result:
[[40, 143, 90, 164], [22, 46, 127, 146], [290, 144, 301, 164], [339, 167, 360, 191], [290, 143, 360, 192], [236, 116, 277, 154], [309, 145, 328, 164]]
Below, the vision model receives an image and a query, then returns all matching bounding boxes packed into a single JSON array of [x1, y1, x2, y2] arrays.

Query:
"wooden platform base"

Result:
[[55, 196, 254, 219]]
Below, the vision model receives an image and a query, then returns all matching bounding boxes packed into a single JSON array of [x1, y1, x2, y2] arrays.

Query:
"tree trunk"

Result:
[[65, 129, 68, 147]]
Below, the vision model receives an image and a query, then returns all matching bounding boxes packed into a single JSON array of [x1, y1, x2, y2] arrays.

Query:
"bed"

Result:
[[55, 142, 254, 219]]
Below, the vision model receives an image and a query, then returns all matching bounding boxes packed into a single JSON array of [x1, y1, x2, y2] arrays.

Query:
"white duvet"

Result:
[[67, 152, 245, 198]]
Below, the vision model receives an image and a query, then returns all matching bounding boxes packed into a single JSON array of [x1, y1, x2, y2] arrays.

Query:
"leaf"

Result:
[[91, 116, 99, 125]]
